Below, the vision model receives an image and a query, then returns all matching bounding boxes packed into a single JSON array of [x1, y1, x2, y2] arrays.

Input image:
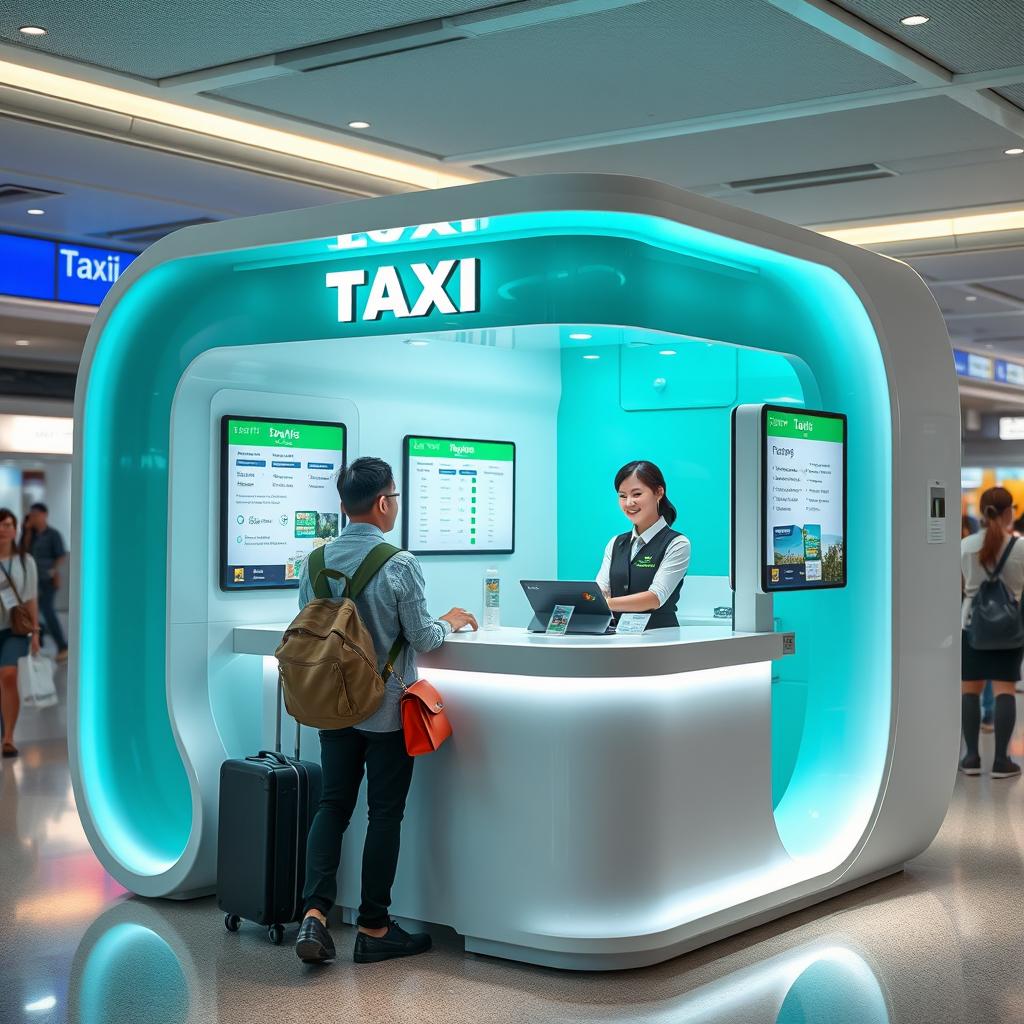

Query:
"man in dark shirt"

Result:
[[24, 503, 67, 661]]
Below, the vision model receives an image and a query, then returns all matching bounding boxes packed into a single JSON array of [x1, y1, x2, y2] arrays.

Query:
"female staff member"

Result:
[[0, 508, 41, 758], [961, 486, 1024, 779], [597, 461, 690, 630]]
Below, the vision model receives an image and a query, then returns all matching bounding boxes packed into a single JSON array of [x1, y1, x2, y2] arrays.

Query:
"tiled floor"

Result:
[[1, 730, 1021, 1024]]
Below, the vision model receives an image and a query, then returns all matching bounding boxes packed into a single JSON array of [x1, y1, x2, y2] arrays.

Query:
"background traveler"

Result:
[[961, 487, 1024, 778], [294, 457, 477, 966], [21, 503, 68, 663], [0, 509, 41, 758]]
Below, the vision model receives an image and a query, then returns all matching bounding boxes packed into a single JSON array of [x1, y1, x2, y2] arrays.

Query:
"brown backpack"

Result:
[[275, 542, 405, 730]]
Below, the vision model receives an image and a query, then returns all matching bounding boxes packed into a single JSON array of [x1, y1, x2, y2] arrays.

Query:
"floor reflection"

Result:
[[65, 894, 890, 1024], [5, 734, 1024, 1023], [68, 904, 198, 1024]]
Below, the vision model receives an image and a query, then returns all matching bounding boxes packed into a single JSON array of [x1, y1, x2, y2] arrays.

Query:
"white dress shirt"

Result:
[[596, 516, 691, 608]]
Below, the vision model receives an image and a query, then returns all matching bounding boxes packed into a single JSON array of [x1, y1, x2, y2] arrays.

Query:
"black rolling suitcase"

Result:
[[218, 684, 322, 944]]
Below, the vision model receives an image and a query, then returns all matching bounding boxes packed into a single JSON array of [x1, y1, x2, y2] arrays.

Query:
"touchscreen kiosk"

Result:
[[762, 406, 846, 592], [403, 435, 515, 554], [220, 416, 345, 589]]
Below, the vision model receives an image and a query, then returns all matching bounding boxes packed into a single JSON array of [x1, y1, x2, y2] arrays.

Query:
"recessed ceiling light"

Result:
[[348, 120, 371, 129], [404, 339, 429, 347], [15, 339, 31, 347], [18, 25, 47, 36], [659, 349, 677, 356], [965, 295, 978, 301], [568, 332, 592, 340], [1005, 147, 1024, 156], [582, 354, 600, 360], [900, 14, 929, 26], [26, 208, 44, 215]]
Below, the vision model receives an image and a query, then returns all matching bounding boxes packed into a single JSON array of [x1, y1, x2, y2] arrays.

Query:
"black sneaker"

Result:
[[992, 758, 1022, 780], [959, 754, 982, 776], [353, 920, 432, 964], [295, 915, 336, 964]]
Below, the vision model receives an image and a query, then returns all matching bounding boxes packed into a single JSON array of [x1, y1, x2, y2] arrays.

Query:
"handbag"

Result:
[[386, 639, 452, 757], [0, 556, 34, 637], [18, 653, 58, 709]]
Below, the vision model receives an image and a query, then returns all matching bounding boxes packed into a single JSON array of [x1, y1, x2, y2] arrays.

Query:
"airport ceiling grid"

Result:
[[833, 1, 1024, 79], [908, 249, 1024, 358], [489, 95, 1013, 202], [0, 0, 489, 78], [215, 0, 913, 158]]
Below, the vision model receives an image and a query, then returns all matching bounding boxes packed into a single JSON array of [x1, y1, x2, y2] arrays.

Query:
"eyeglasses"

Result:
[[383, 492, 401, 501]]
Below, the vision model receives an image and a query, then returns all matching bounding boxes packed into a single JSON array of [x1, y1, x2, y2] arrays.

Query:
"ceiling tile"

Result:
[[907, 248, 1024, 283], [997, 83, 1024, 112], [0, 1, 488, 78], [217, 0, 912, 157], [833, 0, 1024, 75], [491, 97, 1023, 224]]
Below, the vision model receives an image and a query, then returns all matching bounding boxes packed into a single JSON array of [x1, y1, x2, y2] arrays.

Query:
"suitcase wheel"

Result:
[[268, 924, 285, 945], [224, 913, 241, 933]]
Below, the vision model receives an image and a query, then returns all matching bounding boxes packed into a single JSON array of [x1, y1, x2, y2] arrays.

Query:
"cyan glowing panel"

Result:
[[76, 207, 890, 885]]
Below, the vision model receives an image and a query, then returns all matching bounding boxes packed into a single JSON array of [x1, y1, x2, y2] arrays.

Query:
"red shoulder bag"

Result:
[[385, 643, 452, 757]]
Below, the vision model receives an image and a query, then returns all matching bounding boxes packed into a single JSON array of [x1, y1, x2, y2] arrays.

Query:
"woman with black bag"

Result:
[[961, 487, 1024, 778], [0, 508, 40, 758]]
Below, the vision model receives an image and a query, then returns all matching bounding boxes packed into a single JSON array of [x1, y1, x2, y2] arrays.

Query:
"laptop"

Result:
[[520, 580, 614, 635]]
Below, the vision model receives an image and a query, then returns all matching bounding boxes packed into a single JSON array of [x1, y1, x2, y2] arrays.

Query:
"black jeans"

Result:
[[37, 581, 66, 652], [302, 728, 414, 929]]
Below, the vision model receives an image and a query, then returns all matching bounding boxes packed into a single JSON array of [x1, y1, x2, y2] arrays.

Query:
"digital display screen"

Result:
[[220, 416, 345, 590], [762, 406, 846, 592], [403, 435, 515, 554]]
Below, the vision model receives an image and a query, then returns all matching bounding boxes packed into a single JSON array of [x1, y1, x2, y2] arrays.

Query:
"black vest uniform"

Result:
[[608, 525, 685, 630]]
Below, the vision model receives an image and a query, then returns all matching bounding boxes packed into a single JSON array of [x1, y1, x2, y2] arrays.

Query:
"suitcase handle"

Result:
[[256, 750, 289, 765], [274, 668, 302, 759]]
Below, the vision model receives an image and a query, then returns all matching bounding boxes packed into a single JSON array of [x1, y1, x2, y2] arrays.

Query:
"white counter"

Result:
[[233, 622, 784, 674], [234, 621, 789, 969]]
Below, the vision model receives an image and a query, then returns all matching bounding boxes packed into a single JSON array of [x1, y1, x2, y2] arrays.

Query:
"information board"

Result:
[[762, 406, 846, 591], [403, 435, 515, 554], [221, 416, 345, 590]]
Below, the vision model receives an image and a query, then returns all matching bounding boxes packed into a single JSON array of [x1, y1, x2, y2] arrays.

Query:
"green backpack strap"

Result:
[[307, 544, 347, 600], [348, 543, 408, 682], [348, 543, 403, 599]]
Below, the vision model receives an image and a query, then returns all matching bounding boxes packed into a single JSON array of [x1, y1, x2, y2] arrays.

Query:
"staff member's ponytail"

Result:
[[979, 486, 1014, 570], [614, 461, 677, 526]]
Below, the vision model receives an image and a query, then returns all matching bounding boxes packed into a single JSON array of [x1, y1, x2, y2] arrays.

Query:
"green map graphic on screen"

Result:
[[295, 511, 316, 538]]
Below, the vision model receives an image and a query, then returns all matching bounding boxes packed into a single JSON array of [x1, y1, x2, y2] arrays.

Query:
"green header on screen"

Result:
[[765, 410, 844, 443], [227, 419, 344, 450], [407, 437, 514, 461]]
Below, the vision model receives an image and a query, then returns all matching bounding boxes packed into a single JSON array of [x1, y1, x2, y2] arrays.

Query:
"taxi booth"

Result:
[[69, 174, 960, 969]]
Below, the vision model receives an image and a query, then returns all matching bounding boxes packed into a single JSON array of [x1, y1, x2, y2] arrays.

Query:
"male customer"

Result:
[[23, 503, 67, 662], [294, 457, 477, 966]]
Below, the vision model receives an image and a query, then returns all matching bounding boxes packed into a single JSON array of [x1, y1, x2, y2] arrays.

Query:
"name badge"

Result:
[[615, 613, 651, 634]]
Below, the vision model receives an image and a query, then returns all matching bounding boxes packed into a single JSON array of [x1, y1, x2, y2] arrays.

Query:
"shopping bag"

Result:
[[17, 654, 58, 709]]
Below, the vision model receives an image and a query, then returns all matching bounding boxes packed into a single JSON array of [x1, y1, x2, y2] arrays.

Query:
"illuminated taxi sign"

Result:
[[333, 218, 488, 250], [325, 258, 479, 322]]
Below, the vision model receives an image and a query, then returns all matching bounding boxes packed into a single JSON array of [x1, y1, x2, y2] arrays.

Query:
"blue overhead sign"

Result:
[[0, 234, 56, 300], [954, 347, 1024, 389], [0, 232, 136, 306]]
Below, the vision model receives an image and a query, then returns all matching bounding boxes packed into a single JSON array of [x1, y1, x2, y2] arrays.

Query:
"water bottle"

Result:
[[483, 569, 500, 630]]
